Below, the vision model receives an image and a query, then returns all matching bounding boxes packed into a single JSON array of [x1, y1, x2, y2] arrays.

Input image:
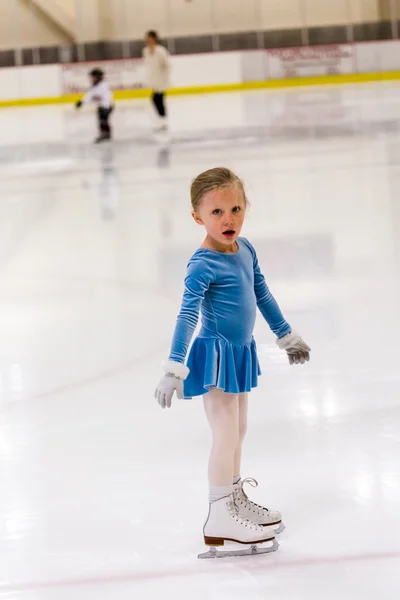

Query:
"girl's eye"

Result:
[[232, 206, 242, 213], [212, 209, 222, 215]]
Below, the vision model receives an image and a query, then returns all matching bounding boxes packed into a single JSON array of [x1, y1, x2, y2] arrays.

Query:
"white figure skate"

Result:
[[198, 493, 278, 559], [233, 477, 285, 534]]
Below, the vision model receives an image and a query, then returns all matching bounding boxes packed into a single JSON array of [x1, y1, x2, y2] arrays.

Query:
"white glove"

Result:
[[154, 361, 189, 409], [276, 331, 311, 365]]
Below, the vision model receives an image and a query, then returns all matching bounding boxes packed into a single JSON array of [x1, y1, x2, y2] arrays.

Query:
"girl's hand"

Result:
[[276, 331, 311, 365], [154, 374, 183, 409], [154, 361, 189, 409]]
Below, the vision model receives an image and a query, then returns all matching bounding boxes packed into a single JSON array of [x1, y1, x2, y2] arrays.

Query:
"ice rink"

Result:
[[1, 83, 400, 599]]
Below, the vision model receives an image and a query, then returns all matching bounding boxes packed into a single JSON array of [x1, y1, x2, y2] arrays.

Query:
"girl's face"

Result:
[[192, 184, 246, 251]]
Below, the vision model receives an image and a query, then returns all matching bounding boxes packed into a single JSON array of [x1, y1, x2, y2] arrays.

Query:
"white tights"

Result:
[[203, 387, 248, 486]]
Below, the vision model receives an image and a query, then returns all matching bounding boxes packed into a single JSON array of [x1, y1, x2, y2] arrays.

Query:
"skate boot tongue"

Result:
[[227, 493, 241, 514]]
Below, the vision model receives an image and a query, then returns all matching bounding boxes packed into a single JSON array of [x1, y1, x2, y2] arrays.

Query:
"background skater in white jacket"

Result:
[[76, 68, 114, 143], [143, 31, 170, 131]]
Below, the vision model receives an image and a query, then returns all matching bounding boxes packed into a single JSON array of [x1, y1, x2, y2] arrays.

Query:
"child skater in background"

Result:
[[75, 68, 114, 143], [143, 31, 170, 132], [155, 167, 311, 559]]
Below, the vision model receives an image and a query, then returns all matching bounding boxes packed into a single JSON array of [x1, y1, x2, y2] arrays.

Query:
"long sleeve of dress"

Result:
[[168, 257, 215, 364], [250, 244, 291, 339]]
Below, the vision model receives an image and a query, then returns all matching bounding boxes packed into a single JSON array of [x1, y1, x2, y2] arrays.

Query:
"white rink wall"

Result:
[[2, 41, 400, 103]]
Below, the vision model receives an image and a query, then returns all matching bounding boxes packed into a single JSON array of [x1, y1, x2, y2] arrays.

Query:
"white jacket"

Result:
[[142, 44, 170, 92], [82, 81, 113, 109]]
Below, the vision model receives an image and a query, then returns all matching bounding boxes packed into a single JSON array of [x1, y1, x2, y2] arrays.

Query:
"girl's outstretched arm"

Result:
[[244, 239, 311, 365], [155, 255, 214, 409], [245, 240, 291, 338], [168, 255, 215, 364]]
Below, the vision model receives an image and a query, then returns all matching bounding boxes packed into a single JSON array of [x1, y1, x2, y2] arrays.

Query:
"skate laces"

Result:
[[237, 478, 270, 515], [227, 496, 261, 531]]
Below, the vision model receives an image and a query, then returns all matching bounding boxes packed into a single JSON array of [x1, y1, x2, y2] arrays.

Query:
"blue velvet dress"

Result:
[[168, 237, 291, 398]]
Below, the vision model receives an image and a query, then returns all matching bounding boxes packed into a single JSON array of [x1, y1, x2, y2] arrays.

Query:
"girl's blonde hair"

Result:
[[190, 167, 248, 212]]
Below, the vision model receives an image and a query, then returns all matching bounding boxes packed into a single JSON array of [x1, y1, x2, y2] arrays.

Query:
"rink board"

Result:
[[1, 40, 400, 107]]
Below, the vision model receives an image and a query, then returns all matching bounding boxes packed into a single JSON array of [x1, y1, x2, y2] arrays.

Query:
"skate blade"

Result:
[[274, 522, 286, 535], [198, 537, 278, 559], [262, 521, 285, 535]]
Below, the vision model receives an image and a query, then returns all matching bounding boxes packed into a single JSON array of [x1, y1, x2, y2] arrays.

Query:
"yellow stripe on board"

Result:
[[1, 71, 400, 108]]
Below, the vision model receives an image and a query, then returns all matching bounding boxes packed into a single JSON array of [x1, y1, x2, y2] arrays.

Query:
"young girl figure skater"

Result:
[[76, 68, 114, 143], [155, 168, 310, 558]]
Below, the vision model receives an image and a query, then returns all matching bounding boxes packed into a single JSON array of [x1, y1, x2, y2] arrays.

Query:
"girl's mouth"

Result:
[[222, 230, 235, 238]]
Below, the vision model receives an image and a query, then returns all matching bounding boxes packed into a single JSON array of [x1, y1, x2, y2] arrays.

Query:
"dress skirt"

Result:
[[183, 336, 261, 399]]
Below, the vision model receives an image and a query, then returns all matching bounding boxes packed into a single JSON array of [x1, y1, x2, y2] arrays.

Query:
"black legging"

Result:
[[98, 106, 113, 134], [152, 92, 166, 117]]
